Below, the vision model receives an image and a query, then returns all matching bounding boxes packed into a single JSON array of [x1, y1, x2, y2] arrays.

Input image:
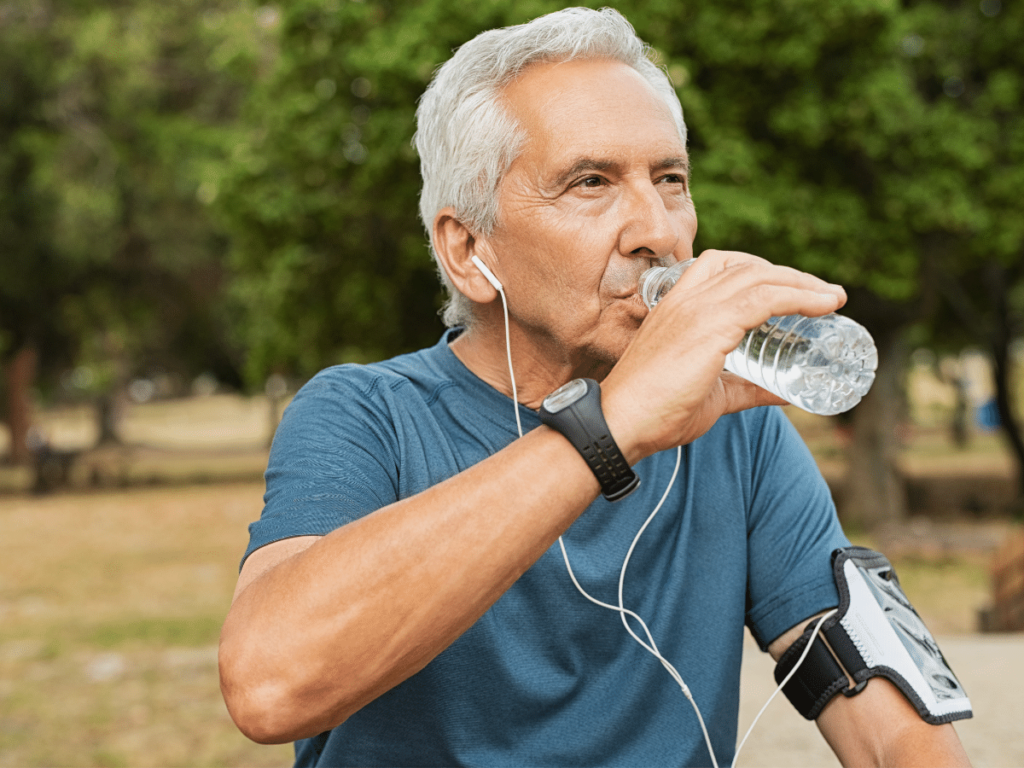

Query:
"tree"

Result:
[[621, 0, 950, 527], [2, 0, 264, 458], [218, 0, 565, 385], [900, 0, 1024, 506], [0, 0, 71, 463], [222, 0, 1004, 526]]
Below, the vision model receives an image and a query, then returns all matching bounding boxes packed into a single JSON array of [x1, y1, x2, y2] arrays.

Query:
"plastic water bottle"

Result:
[[639, 259, 878, 416]]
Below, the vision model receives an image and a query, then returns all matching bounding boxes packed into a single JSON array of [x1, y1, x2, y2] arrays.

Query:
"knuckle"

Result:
[[733, 284, 773, 318], [698, 248, 726, 262]]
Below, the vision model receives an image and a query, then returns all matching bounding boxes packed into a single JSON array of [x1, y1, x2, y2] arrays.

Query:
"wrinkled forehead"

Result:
[[499, 58, 687, 180], [502, 57, 676, 128]]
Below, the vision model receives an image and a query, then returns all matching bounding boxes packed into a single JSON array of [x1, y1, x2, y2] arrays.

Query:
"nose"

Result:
[[617, 180, 680, 260]]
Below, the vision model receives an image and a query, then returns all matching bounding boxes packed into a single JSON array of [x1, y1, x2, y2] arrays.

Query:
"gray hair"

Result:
[[414, 7, 687, 327]]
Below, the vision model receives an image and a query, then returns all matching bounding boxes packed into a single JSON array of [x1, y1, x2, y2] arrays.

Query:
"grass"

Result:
[[0, 477, 1000, 768], [0, 482, 292, 768], [0, 389, 1016, 766]]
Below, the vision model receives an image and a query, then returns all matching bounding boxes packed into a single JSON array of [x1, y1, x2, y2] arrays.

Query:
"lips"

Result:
[[609, 264, 661, 300], [615, 292, 650, 315]]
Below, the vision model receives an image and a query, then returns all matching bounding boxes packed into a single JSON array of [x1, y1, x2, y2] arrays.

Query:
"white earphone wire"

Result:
[[731, 608, 838, 768], [491, 280, 719, 767], [499, 287, 523, 439], [490, 271, 825, 768]]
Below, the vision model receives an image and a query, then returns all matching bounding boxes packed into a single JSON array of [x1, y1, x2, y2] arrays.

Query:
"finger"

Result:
[[678, 252, 846, 305], [699, 259, 843, 299], [658, 265, 846, 325], [684, 249, 770, 282], [718, 372, 789, 414], [721, 283, 845, 328], [649, 282, 844, 357]]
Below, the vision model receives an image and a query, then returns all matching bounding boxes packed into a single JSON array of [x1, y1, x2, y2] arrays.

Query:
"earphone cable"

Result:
[[730, 608, 838, 768], [493, 274, 824, 768], [494, 283, 719, 768]]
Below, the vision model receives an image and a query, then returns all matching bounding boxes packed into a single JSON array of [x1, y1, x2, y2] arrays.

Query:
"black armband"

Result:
[[774, 547, 972, 725]]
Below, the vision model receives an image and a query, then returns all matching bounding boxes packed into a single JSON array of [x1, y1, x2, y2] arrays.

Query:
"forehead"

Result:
[[501, 58, 687, 177]]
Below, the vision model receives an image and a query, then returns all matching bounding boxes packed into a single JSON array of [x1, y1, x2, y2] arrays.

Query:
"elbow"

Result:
[[224, 699, 292, 745], [219, 659, 296, 744], [218, 639, 355, 744]]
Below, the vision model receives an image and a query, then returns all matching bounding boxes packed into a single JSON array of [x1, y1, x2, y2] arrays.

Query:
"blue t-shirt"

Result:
[[245, 330, 848, 767]]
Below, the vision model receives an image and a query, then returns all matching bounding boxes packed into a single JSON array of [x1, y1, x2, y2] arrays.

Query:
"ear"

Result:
[[432, 207, 501, 304]]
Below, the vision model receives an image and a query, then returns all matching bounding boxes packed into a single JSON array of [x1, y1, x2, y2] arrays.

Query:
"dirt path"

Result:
[[737, 630, 1024, 767]]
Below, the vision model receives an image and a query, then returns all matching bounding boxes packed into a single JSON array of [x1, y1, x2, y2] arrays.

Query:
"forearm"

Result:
[[219, 424, 600, 743], [816, 678, 971, 768], [220, 251, 852, 743], [771, 616, 971, 768], [877, 722, 970, 768]]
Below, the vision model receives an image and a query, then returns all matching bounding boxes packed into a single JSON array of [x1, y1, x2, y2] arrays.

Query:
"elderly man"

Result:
[[219, 8, 970, 767]]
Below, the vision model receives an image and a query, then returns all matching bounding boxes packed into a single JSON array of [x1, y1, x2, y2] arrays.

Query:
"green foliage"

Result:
[[221, 0, 958, 384], [0, 2, 69, 364], [7, 0, 1023, 394], [219, 0, 596, 383], [626, 0, 931, 302], [895, 0, 1024, 352], [0, 0, 264, 394]]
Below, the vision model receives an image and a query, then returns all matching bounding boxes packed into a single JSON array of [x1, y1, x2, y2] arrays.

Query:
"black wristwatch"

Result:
[[538, 378, 639, 502]]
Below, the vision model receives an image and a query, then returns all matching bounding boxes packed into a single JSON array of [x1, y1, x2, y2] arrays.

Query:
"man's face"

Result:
[[480, 57, 698, 373]]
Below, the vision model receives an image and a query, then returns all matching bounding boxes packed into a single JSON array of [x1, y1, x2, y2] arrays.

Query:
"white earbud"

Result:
[[471, 255, 503, 292]]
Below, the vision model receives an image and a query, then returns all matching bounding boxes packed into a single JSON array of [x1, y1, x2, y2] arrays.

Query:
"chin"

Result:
[[585, 325, 638, 371]]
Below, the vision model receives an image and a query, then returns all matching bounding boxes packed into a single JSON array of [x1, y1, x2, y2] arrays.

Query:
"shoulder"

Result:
[[287, 342, 455, 416], [696, 406, 800, 459]]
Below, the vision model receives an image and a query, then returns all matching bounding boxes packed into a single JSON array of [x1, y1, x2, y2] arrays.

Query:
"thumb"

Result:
[[718, 372, 789, 414]]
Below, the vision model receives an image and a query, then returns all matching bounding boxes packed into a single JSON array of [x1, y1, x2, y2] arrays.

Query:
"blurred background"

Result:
[[1, 0, 1022, 765]]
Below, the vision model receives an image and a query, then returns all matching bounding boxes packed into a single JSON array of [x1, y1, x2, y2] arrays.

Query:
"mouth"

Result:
[[606, 259, 669, 310], [615, 291, 650, 315], [614, 261, 667, 298]]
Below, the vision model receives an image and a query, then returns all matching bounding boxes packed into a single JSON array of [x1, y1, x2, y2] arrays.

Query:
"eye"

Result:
[[659, 173, 687, 186], [576, 175, 604, 188]]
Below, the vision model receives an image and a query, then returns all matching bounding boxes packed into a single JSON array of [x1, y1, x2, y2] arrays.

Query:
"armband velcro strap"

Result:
[[773, 547, 972, 725], [774, 622, 855, 721]]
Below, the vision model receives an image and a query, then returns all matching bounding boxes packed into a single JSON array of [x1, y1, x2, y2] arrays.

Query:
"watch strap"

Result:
[[539, 379, 639, 502]]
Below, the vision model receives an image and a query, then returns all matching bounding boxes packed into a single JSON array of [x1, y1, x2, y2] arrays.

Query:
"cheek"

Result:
[[492, 198, 621, 312], [522, 223, 605, 291]]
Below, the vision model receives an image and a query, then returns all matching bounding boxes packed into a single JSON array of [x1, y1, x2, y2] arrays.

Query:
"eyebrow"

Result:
[[551, 158, 617, 189], [550, 155, 690, 189], [658, 155, 691, 176]]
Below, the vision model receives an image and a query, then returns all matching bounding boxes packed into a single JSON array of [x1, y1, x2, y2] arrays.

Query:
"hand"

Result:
[[601, 250, 846, 462]]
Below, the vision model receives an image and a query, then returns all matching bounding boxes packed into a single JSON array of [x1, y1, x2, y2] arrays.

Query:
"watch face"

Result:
[[543, 379, 589, 414]]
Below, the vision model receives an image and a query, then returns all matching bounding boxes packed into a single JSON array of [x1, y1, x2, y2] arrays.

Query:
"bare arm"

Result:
[[220, 425, 602, 743], [769, 619, 971, 767], [219, 251, 846, 744]]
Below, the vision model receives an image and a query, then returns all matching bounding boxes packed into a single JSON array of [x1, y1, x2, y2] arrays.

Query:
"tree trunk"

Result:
[[951, 374, 969, 450], [265, 373, 288, 449], [840, 324, 908, 529], [4, 345, 38, 465], [992, 345, 1024, 506], [95, 390, 125, 446], [987, 265, 1024, 507]]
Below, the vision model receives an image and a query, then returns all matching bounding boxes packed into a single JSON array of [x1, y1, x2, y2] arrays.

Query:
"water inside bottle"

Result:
[[639, 262, 878, 415], [726, 314, 877, 416]]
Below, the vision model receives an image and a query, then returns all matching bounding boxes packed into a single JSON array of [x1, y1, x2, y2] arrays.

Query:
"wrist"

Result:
[[539, 379, 640, 502], [599, 385, 650, 466]]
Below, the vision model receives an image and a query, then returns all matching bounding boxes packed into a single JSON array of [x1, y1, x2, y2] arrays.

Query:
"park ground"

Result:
[[1, 391, 1022, 766]]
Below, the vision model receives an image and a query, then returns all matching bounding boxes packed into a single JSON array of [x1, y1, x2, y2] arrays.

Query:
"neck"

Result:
[[449, 314, 613, 411]]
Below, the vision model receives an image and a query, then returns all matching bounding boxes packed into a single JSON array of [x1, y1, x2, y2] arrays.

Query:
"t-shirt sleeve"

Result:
[[743, 408, 850, 649], [241, 367, 401, 567]]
